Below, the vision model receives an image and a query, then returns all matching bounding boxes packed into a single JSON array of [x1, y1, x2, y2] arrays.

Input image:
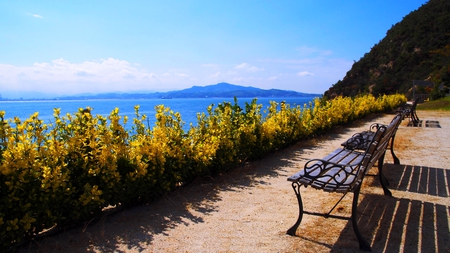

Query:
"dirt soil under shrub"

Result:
[[20, 111, 450, 253]]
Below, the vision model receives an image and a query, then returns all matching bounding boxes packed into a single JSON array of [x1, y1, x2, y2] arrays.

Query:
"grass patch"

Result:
[[417, 95, 450, 111]]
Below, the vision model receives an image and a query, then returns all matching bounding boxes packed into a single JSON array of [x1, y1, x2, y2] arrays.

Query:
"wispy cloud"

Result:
[[0, 53, 354, 95], [235, 63, 264, 72], [175, 73, 189, 77], [27, 13, 44, 19], [209, 72, 221, 78], [297, 71, 314, 77], [0, 58, 160, 94]]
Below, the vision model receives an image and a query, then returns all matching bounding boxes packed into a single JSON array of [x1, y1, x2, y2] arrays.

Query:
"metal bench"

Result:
[[404, 97, 420, 126], [286, 113, 404, 251]]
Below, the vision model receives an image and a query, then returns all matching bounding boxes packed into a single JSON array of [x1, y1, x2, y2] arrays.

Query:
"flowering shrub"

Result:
[[0, 94, 406, 249]]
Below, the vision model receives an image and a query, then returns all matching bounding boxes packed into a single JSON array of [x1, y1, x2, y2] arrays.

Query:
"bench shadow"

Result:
[[409, 120, 442, 128], [385, 163, 449, 197], [331, 163, 450, 253]]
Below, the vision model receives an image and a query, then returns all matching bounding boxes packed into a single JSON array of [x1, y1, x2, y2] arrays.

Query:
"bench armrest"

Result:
[[342, 132, 375, 150], [287, 155, 368, 192], [301, 156, 365, 179], [369, 122, 386, 130]]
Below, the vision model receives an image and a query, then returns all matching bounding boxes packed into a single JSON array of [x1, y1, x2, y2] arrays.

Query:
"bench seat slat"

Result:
[[327, 150, 364, 165]]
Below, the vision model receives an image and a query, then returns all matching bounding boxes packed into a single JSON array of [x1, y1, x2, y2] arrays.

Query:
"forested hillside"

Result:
[[325, 0, 450, 98]]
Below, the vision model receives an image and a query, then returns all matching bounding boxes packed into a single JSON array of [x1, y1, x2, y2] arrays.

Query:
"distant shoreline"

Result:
[[0, 95, 320, 102], [0, 82, 322, 101]]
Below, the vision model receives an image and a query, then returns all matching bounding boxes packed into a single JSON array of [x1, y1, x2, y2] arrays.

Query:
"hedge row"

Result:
[[0, 94, 406, 249]]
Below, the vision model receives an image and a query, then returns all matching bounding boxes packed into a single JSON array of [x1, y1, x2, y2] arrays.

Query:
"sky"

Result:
[[0, 0, 428, 99]]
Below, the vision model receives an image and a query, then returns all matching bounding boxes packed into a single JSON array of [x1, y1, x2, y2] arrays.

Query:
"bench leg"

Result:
[[411, 114, 420, 126], [378, 154, 392, 196], [412, 111, 420, 126], [389, 133, 400, 165], [352, 185, 371, 251], [287, 182, 304, 236]]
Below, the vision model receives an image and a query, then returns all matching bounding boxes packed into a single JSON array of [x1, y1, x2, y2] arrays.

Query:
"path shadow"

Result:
[[330, 163, 450, 252]]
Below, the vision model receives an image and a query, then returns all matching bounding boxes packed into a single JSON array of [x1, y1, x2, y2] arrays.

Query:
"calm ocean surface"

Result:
[[0, 97, 316, 129]]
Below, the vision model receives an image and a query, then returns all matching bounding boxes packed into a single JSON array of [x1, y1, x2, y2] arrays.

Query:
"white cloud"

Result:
[[209, 72, 221, 78], [175, 73, 189, 77], [27, 13, 43, 19], [226, 70, 239, 75], [0, 51, 354, 96], [297, 71, 314, 77], [143, 73, 157, 79], [75, 70, 96, 77], [235, 63, 248, 69], [120, 70, 135, 79], [235, 63, 264, 72], [0, 58, 159, 94]]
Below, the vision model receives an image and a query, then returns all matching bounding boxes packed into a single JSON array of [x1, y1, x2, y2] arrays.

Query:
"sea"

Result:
[[0, 97, 317, 130]]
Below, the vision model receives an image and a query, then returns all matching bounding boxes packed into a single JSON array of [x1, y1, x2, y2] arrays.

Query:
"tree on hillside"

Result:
[[325, 0, 450, 99]]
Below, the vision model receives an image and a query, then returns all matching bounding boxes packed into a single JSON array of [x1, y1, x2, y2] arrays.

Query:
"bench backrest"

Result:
[[402, 97, 419, 119], [360, 114, 403, 174], [343, 111, 405, 151]]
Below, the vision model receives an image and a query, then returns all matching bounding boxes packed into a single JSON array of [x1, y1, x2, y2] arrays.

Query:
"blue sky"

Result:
[[1, 0, 428, 98]]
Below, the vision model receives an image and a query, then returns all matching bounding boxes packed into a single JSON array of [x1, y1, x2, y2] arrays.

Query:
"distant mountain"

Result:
[[160, 83, 318, 98], [57, 83, 320, 100], [325, 0, 450, 98]]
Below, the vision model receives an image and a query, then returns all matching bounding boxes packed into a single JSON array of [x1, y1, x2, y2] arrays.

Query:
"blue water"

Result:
[[0, 97, 316, 130]]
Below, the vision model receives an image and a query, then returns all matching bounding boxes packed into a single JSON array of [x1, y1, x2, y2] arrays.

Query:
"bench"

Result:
[[403, 97, 420, 126], [286, 113, 404, 251], [341, 110, 407, 165]]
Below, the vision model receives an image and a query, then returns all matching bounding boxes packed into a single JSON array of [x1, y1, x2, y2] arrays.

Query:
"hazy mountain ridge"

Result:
[[54, 82, 320, 100]]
